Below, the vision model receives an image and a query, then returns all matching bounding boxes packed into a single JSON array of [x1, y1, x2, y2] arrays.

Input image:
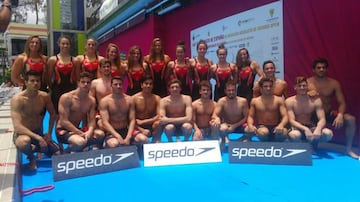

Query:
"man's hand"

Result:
[[274, 125, 284, 134], [304, 127, 314, 141], [333, 113, 344, 129], [247, 124, 257, 133], [193, 129, 203, 139], [116, 136, 126, 145], [37, 136, 48, 152], [158, 115, 168, 126]]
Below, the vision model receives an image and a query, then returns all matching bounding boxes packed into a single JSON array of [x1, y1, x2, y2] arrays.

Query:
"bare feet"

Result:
[[36, 152, 44, 159], [225, 136, 230, 144], [347, 150, 359, 159], [238, 136, 251, 142], [28, 156, 37, 170]]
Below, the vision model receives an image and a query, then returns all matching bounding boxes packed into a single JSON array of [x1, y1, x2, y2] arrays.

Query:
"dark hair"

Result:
[[24, 70, 41, 81], [312, 57, 328, 69], [57, 35, 72, 46], [140, 75, 153, 84], [225, 80, 236, 89], [86, 38, 98, 46], [216, 43, 227, 55], [196, 40, 208, 50], [199, 80, 211, 90], [100, 58, 111, 67], [167, 78, 182, 88], [235, 48, 250, 68], [111, 76, 123, 84], [176, 40, 186, 52], [295, 76, 307, 85], [79, 71, 92, 80], [262, 60, 275, 70], [258, 77, 274, 87]]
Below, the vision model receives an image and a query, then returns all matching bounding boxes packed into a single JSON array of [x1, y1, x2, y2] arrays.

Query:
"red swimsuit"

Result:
[[174, 64, 189, 78], [238, 66, 254, 86], [82, 57, 99, 72], [55, 60, 74, 82], [130, 68, 145, 81], [26, 58, 45, 73], [151, 61, 165, 73]]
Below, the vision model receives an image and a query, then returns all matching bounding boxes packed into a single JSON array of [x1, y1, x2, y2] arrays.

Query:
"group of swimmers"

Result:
[[9, 35, 358, 170]]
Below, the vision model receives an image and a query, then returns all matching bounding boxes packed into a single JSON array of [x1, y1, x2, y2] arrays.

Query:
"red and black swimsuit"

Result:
[[237, 66, 255, 103], [51, 55, 76, 113], [148, 60, 167, 97], [23, 57, 47, 91], [127, 67, 145, 95], [195, 59, 211, 82], [173, 60, 191, 96], [214, 64, 232, 101], [81, 55, 99, 79], [191, 58, 211, 100]]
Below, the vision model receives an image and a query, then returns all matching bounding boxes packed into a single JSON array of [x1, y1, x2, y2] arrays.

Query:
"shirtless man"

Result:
[[213, 80, 248, 147], [90, 59, 112, 102], [90, 59, 112, 128], [192, 80, 219, 140], [56, 72, 105, 153], [253, 60, 288, 98], [246, 77, 288, 142], [11, 70, 57, 170], [286, 77, 332, 149], [307, 57, 358, 158], [132, 76, 162, 143], [159, 79, 193, 142], [99, 76, 137, 147]]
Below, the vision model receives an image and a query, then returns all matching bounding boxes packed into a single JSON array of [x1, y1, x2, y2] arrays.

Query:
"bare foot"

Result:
[[347, 150, 359, 159], [37, 152, 44, 159], [225, 136, 230, 144], [238, 136, 251, 142], [28, 156, 37, 170]]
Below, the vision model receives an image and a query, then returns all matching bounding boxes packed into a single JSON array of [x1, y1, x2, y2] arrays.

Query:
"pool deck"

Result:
[[0, 87, 21, 202], [0, 86, 358, 202]]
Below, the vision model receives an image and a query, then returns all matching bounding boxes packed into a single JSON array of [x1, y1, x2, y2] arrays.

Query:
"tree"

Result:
[[12, 0, 46, 24], [86, 0, 103, 8]]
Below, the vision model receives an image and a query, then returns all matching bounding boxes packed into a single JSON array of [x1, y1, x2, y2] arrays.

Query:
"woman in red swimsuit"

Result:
[[11, 35, 48, 91], [76, 38, 104, 80], [211, 44, 236, 101], [144, 38, 171, 97], [105, 43, 128, 92], [124, 45, 150, 95], [47, 35, 80, 113], [167, 41, 192, 96], [235, 48, 263, 104], [191, 40, 214, 100]]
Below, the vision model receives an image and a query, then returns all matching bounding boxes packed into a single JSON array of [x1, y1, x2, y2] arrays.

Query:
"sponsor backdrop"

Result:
[[52, 146, 140, 181], [144, 140, 222, 167], [190, 1, 284, 79], [229, 142, 312, 165]]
